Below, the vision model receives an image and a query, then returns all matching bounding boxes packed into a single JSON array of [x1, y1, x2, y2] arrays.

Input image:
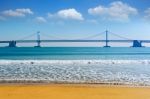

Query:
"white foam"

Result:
[[0, 60, 150, 86], [0, 59, 150, 65]]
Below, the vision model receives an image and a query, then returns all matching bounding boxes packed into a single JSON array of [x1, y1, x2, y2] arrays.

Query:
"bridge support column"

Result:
[[34, 31, 41, 47], [132, 40, 142, 47], [104, 30, 110, 47], [9, 41, 17, 47], [35, 40, 41, 47]]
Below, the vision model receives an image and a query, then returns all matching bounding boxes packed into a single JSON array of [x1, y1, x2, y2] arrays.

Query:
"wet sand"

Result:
[[0, 84, 150, 99]]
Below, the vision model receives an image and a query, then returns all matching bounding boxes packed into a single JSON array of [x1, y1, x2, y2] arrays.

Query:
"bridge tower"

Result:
[[9, 41, 16, 47], [35, 31, 41, 47], [104, 30, 110, 47]]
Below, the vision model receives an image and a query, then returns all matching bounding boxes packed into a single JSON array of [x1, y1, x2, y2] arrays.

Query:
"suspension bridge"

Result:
[[0, 30, 149, 47]]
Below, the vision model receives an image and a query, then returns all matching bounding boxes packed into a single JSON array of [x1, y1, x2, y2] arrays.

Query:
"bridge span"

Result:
[[0, 30, 149, 47]]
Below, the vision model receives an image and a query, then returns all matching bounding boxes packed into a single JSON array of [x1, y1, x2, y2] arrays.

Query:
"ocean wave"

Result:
[[0, 60, 150, 86], [0, 60, 150, 65]]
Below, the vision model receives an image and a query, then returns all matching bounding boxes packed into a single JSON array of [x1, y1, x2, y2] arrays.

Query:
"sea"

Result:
[[0, 47, 150, 86]]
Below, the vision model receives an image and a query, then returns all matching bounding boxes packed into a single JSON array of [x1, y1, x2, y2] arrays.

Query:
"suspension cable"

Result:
[[72, 31, 106, 40], [16, 33, 36, 41], [41, 32, 66, 40], [41, 31, 106, 40], [109, 31, 132, 40]]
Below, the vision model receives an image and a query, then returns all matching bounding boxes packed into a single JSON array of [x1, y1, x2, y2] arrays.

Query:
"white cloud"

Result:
[[57, 8, 84, 20], [144, 8, 150, 19], [2, 10, 25, 17], [2, 8, 33, 17], [16, 8, 33, 14], [35, 17, 47, 23], [88, 1, 138, 21]]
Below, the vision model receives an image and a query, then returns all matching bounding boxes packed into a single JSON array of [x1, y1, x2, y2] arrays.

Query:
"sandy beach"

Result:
[[0, 84, 150, 99]]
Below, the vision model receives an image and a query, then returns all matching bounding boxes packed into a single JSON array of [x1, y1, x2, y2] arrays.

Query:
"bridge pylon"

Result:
[[104, 30, 110, 47], [35, 31, 41, 47]]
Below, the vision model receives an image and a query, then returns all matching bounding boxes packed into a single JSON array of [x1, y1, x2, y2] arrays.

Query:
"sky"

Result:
[[0, 0, 150, 46]]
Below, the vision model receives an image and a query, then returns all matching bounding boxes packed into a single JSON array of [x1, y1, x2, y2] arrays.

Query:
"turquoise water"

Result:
[[0, 47, 150, 86], [0, 47, 150, 60]]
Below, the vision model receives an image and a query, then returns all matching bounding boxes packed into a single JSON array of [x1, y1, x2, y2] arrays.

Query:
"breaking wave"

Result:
[[0, 60, 150, 86]]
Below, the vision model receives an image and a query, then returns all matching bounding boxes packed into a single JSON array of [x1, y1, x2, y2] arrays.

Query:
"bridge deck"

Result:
[[16, 40, 134, 43], [0, 40, 150, 43]]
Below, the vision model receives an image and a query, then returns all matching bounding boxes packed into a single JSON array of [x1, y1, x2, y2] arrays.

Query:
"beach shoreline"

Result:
[[0, 82, 150, 87], [0, 83, 150, 88], [0, 84, 150, 99]]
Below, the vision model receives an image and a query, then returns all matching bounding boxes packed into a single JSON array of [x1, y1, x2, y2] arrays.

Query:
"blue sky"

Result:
[[0, 0, 150, 44]]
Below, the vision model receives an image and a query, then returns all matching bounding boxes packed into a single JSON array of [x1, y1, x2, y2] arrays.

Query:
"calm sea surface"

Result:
[[0, 47, 150, 86], [1, 47, 150, 60]]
